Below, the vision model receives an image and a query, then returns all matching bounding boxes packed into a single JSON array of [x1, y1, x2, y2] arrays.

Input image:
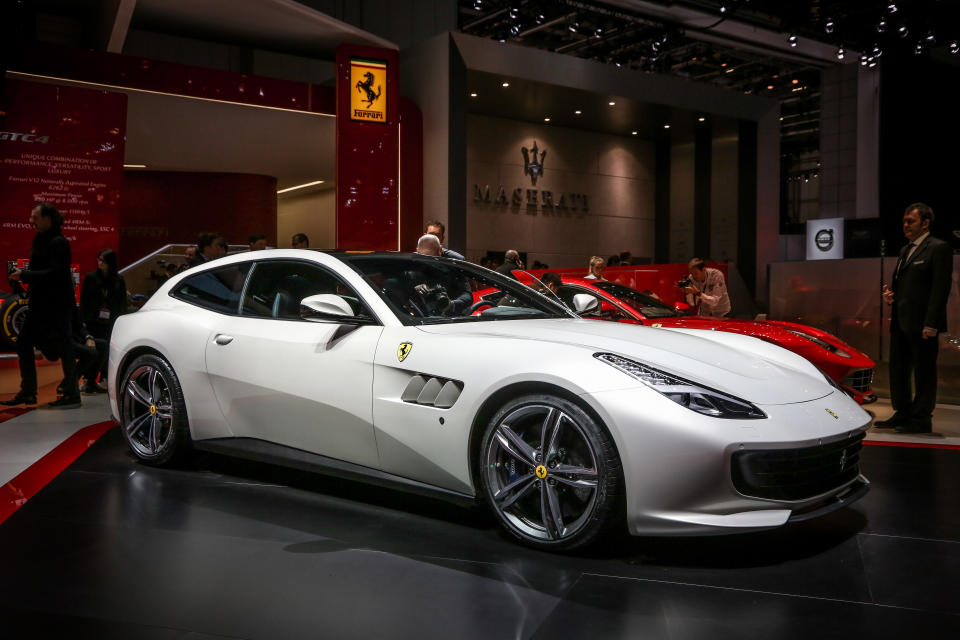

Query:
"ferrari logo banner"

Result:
[[350, 58, 387, 123]]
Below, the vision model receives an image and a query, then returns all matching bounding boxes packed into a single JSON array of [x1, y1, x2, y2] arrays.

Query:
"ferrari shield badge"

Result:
[[397, 342, 413, 362]]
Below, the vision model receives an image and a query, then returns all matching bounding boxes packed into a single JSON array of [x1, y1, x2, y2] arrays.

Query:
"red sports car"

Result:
[[477, 275, 876, 404]]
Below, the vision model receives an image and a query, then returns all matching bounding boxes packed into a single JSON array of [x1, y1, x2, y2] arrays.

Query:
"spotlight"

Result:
[[877, 20, 887, 34], [501, 82, 509, 87], [574, 109, 582, 115], [470, 92, 477, 97], [836, 47, 845, 60], [568, 21, 579, 33], [925, 31, 936, 43], [887, 3, 898, 13], [914, 42, 924, 55], [720, 5, 727, 13], [951, 41, 959, 54], [868, 57, 878, 68], [631, 130, 638, 135], [698, 117, 705, 122], [508, 6, 518, 19], [509, 24, 519, 36], [608, 101, 616, 106], [787, 34, 798, 47], [898, 25, 909, 38], [859, 54, 869, 66], [536, 14, 544, 24], [825, 19, 834, 34], [872, 44, 882, 57], [663, 124, 671, 129], [544, 117, 551, 122], [473, 0, 483, 10], [594, 28, 603, 38]]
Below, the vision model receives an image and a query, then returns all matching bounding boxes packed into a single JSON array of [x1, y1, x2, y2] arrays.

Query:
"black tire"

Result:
[[119, 353, 191, 466], [0, 296, 28, 350], [479, 393, 622, 551]]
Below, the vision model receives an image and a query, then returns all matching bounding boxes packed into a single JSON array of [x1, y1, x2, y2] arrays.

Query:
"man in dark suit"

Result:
[[876, 202, 954, 433]]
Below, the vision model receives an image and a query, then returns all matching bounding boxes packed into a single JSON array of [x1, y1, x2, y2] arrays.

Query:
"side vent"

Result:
[[401, 374, 463, 408]]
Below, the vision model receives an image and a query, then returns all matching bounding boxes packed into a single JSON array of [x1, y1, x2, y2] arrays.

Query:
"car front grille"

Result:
[[841, 368, 874, 392], [731, 432, 865, 501]]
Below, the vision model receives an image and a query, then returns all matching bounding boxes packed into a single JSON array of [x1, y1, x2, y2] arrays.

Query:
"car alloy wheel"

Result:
[[480, 394, 621, 550], [120, 354, 189, 465]]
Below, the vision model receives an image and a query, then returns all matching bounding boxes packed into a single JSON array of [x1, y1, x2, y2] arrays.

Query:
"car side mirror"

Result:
[[572, 293, 600, 315], [300, 294, 373, 324], [673, 301, 693, 315]]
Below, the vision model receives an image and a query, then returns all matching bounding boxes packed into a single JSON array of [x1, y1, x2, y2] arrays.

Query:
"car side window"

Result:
[[171, 263, 251, 314], [241, 260, 373, 321]]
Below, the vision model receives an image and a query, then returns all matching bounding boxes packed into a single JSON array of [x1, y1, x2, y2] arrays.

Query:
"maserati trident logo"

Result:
[[521, 141, 546, 185]]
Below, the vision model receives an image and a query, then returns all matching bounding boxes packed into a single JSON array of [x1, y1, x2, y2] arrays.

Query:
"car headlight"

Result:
[[785, 329, 851, 358], [595, 353, 766, 419]]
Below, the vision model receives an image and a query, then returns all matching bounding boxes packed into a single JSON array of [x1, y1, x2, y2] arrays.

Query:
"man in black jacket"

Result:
[[1, 203, 80, 408], [877, 202, 954, 433]]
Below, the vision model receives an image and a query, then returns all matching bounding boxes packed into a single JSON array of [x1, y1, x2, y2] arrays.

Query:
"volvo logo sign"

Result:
[[815, 228, 834, 252]]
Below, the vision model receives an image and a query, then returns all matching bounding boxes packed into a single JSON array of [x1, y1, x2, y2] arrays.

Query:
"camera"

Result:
[[677, 275, 693, 289]]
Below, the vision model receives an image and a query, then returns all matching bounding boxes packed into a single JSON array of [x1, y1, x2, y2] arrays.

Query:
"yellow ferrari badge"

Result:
[[149, 405, 157, 415], [652, 323, 662, 328], [535, 465, 548, 479], [397, 342, 412, 362], [825, 408, 838, 420]]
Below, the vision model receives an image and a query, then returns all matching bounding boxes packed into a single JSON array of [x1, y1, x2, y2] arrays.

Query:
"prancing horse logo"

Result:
[[521, 141, 547, 185], [356, 71, 382, 108], [397, 342, 412, 362]]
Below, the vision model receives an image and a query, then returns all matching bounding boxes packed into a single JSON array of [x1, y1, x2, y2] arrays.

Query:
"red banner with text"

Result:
[[1, 79, 126, 289]]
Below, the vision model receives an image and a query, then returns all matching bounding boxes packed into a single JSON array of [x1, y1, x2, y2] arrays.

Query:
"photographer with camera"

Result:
[[412, 234, 472, 316], [2, 203, 81, 408], [682, 257, 730, 317]]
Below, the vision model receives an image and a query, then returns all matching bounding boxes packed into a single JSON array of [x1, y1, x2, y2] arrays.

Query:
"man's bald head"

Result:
[[416, 234, 442, 256]]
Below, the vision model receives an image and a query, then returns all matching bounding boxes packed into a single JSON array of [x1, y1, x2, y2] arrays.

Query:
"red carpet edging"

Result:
[[0, 421, 116, 525]]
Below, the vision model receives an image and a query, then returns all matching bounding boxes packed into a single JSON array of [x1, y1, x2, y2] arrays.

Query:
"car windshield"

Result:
[[341, 254, 576, 325], [591, 281, 680, 318]]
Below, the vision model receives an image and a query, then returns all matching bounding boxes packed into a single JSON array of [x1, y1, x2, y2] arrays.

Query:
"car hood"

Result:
[[417, 319, 832, 405]]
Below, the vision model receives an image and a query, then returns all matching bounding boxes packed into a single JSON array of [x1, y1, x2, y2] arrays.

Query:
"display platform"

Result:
[[1, 408, 959, 638]]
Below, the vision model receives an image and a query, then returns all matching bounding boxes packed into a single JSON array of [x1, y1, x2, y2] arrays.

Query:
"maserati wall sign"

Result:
[[472, 141, 590, 212]]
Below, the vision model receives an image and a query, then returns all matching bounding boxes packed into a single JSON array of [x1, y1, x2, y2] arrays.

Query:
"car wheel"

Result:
[[0, 296, 28, 350], [479, 394, 622, 551], [119, 354, 190, 465]]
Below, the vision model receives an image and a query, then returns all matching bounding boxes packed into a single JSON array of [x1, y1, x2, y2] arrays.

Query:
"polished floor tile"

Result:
[[1, 430, 958, 639]]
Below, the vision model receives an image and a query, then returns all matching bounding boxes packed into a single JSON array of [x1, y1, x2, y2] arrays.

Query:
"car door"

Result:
[[204, 259, 383, 469]]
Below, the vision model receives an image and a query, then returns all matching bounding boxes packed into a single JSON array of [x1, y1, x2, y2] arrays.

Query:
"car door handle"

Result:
[[214, 334, 234, 345]]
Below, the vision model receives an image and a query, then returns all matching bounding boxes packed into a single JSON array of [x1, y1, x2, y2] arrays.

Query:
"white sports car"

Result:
[[109, 250, 871, 551]]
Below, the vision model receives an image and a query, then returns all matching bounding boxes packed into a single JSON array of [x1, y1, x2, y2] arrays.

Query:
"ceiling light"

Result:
[[608, 101, 615, 106], [898, 25, 909, 38], [720, 5, 726, 13], [767, 84, 774, 90], [836, 47, 845, 60], [698, 117, 705, 122], [508, 6, 518, 20], [123, 164, 147, 169], [872, 44, 882, 57], [725, 67, 734, 73], [631, 131, 638, 135], [568, 21, 579, 33], [787, 34, 798, 47], [720, 62, 728, 67], [594, 28, 603, 38], [663, 124, 670, 129], [544, 117, 551, 122], [509, 25, 519, 36], [791, 78, 799, 84], [914, 42, 924, 55], [473, 0, 482, 10], [501, 82, 509, 87], [877, 20, 887, 33], [825, 19, 835, 34], [860, 55, 869, 67], [536, 14, 544, 24], [951, 41, 959, 54], [277, 180, 325, 195], [925, 31, 936, 43], [470, 92, 477, 97], [574, 109, 582, 115], [887, 3, 898, 13]]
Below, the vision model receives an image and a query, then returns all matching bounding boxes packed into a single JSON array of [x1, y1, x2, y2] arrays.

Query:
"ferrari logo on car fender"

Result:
[[535, 465, 548, 479], [397, 342, 412, 362], [149, 405, 157, 415], [825, 408, 838, 420]]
